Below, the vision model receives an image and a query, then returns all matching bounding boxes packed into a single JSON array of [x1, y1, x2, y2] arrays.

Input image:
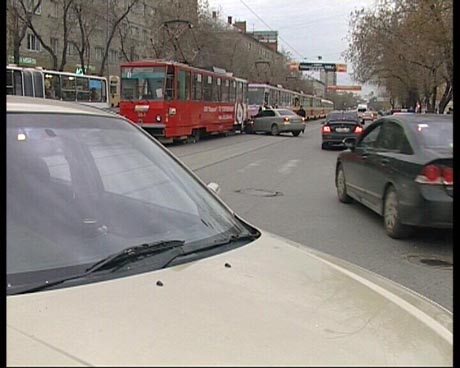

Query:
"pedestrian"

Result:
[[297, 105, 306, 117]]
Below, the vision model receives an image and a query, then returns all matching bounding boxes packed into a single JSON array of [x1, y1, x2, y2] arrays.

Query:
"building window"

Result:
[[25, 0, 41, 14], [51, 38, 58, 53], [95, 47, 104, 61], [27, 33, 41, 51], [109, 49, 119, 63], [67, 42, 78, 56], [49, 1, 58, 17]]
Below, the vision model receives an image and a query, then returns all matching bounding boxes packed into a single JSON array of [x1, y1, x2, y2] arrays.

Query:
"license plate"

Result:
[[335, 127, 350, 132]]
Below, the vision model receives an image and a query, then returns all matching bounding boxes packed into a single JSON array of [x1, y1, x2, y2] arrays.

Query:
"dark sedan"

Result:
[[321, 110, 363, 149], [335, 114, 452, 238], [245, 108, 306, 136]]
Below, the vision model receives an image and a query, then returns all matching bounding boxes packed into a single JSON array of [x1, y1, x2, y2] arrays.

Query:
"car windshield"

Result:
[[409, 120, 453, 149], [277, 109, 297, 116], [7, 112, 248, 290]]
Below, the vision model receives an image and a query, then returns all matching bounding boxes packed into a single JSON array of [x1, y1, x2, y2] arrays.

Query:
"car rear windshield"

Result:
[[409, 120, 453, 149], [277, 109, 297, 116], [327, 112, 359, 122]]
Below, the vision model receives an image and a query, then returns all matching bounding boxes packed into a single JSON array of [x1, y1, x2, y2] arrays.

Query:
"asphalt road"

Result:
[[167, 120, 453, 311]]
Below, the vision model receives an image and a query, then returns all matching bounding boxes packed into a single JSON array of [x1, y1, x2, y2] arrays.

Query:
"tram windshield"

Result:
[[121, 66, 166, 100], [248, 87, 265, 105]]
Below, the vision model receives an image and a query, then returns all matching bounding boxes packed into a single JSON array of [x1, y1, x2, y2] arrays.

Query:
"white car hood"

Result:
[[7, 232, 452, 366]]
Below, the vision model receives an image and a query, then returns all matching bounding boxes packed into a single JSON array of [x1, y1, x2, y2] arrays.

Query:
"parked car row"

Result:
[[6, 97, 452, 366]]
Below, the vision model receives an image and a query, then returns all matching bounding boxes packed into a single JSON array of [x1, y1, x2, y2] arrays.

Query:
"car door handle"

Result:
[[381, 158, 390, 165], [361, 153, 369, 159]]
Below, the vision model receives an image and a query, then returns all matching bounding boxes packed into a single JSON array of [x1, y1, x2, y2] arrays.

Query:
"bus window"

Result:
[[192, 73, 202, 101], [76, 77, 91, 101], [61, 75, 76, 101], [7, 70, 14, 95], [89, 79, 104, 102], [23, 71, 34, 97], [13, 71, 23, 96], [44, 73, 61, 100], [32, 71, 44, 98]]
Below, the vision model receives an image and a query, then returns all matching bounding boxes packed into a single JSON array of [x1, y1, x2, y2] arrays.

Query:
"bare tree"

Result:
[[98, 0, 139, 76], [7, 0, 43, 64], [17, 0, 76, 70], [346, 0, 452, 112], [72, 0, 99, 74]]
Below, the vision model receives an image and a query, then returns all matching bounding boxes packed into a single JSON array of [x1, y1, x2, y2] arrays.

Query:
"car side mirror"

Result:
[[207, 182, 220, 195], [342, 137, 357, 150]]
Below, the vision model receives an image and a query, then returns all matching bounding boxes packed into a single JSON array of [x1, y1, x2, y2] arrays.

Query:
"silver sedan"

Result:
[[245, 108, 306, 136]]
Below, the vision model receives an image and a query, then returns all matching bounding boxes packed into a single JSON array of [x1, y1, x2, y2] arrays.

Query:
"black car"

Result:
[[321, 110, 363, 149], [335, 114, 453, 238]]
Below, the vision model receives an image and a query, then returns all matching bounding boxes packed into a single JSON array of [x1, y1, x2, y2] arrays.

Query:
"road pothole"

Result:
[[406, 255, 453, 269], [235, 188, 283, 197]]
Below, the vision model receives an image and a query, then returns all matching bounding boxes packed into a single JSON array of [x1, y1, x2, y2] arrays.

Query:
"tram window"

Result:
[[165, 66, 174, 100], [229, 81, 236, 103], [13, 71, 23, 96], [23, 71, 34, 97], [242, 84, 248, 104], [61, 75, 76, 101], [177, 70, 191, 101], [203, 75, 212, 101], [222, 79, 229, 102], [33, 71, 44, 98], [213, 77, 221, 102], [192, 73, 202, 101]]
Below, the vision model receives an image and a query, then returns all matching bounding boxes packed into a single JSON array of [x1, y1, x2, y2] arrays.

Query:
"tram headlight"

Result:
[[156, 115, 162, 122]]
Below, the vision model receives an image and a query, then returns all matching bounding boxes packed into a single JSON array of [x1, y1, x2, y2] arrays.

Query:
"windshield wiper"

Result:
[[12, 240, 185, 294]]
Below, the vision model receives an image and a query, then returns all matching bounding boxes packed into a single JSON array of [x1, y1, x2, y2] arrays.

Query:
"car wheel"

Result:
[[336, 165, 353, 203], [292, 131, 301, 137], [271, 124, 280, 136], [383, 187, 413, 239]]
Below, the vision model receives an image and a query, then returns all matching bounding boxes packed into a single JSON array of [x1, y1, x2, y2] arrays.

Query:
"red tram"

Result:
[[119, 60, 248, 143]]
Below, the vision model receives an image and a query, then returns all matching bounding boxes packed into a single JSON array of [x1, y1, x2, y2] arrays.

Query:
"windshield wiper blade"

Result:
[[85, 240, 185, 273], [160, 232, 259, 269], [12, 240, 185, 295]]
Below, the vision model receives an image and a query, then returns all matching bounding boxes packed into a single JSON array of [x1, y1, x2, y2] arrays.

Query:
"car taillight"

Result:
[[354, 126, 363, 134], [322, 125, 331, 133], [283, 117, 290, 122], [415, 164, 453, 185]]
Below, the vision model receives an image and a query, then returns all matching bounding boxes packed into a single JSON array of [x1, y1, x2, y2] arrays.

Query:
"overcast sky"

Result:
[[206, 0, 379, 94]]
